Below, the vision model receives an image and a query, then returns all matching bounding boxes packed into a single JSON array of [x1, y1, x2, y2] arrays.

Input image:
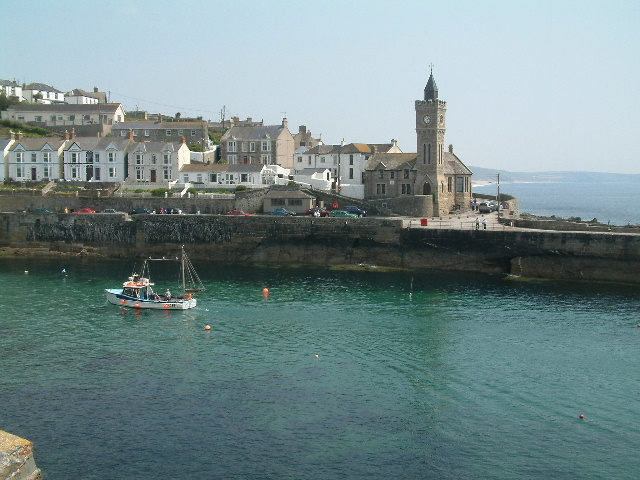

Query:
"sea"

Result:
[[473, 181, 639, 226], [1, 257, 639, 479]]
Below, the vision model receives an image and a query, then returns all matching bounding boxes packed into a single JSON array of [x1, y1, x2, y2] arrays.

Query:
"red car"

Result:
[[226, 209, 252, 216], [305, 207, 330, 217], [73, 208, 97, 214]]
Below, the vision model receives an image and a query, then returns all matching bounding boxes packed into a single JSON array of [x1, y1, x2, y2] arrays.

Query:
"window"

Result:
[[94, 153, 100, 162], [71, 167, 79, 178], [163, 154, 170, 165], [209, 173, 218, 182], [320, 156, 326, 163], [261, 154, 271, 164], [16, 166, 24, 178], [136, 168, 143, 180], [404, 169, 410, 179], [35, 116, 42, 122], [144, 130, 150, 137], [178, 129, 184, 136], [228, 154, 237, 163], [271, 199, 285, 206], [108, 167, 116, 178], [57, 115, 63, 121], [402, 184, 412, 195], [297, 156, 302, 163], [120, 130, 126, 136], [447, 177, 452, 192], [240, 174, 248, 183], [166, 130, 172, 136], [84, 115, 90, 121], [16, 152, 24, 163], [133, 130, 138, 136], [261, 141, 270, 151], [86, 151, 94, 164], [228, 141, 236, 152], [191, 130, 196, 136], [70, 152, 78, 163], [50, 115, 56, 122], [68, 115, 75, 121], [378, 169, 384, 179], [196, 174, 202, 183], [108, 152, 115, 162], [249, 142, 255, 152], [376, 184, 386, 195], [31, 153, 37, 162], [390, 171, 395, 180], [17, 116, 25, 121], [349, 168, 354, 179], [136, 154, 143, 165], [43, 166, 51, 178], [183, 174, 189, 182], [457, 177, 464, 192], [289, 199, 302, 206], [151, 154, 157, 164], [242, 142, 248, 152], [43, 152, 51, 163], [349, 154, 354, 165]]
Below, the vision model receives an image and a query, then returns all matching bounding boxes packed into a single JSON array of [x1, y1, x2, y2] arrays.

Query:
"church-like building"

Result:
[[364, 70, 472, 217]]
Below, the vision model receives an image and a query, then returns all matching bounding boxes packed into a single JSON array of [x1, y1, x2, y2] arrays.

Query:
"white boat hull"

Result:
[[105, 289, 197, 310]]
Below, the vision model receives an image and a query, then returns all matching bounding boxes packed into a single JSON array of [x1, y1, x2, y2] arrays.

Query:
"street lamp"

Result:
[[496, 173, 500, 219]]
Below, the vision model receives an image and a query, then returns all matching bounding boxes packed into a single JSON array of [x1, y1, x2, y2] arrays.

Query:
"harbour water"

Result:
[[1, 257, 640, 479], [473, 181, 639, 226]]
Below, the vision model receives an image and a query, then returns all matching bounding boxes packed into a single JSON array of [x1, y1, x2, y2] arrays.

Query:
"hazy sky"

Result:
[[3, 0, 639, 173]]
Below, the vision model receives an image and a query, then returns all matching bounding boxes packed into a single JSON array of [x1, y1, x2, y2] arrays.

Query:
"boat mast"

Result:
[[181, 245, 186, 292]]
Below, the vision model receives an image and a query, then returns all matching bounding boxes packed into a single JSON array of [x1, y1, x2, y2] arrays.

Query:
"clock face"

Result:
[[423, 115, 431, 124]]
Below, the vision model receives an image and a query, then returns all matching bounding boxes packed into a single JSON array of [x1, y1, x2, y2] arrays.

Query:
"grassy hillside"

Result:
[[0, 119, 62, 138]]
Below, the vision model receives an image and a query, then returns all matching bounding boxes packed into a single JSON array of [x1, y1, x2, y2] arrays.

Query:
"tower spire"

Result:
[[424, 65, 438, 101]]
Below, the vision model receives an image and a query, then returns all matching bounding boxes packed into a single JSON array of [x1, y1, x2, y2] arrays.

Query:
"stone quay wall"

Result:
[[1, 213, 639, 284]]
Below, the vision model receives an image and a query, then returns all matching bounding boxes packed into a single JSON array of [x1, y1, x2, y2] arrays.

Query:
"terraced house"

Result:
[[220, 118, 295, 168]]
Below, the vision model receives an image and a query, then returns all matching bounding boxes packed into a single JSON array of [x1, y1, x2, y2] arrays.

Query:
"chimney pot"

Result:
[[449, 144, 453, 153], [128, 129, 134, 140]]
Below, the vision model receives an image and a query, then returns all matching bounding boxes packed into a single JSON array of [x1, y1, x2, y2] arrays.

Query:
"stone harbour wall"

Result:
[[1, 213, 640, 284]]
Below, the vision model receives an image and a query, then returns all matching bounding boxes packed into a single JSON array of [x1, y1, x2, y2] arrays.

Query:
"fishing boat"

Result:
[[105, 246, 204, 310]]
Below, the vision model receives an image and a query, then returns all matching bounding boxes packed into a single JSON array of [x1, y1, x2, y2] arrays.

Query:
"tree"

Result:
[[175, 112, 181, 119]]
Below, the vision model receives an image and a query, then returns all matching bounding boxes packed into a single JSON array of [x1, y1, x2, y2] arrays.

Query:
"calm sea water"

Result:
[[473, 181, 639, 226], [1, 257, 640, 479]]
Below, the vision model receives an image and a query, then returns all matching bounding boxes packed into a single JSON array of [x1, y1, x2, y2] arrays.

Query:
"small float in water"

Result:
[[105, 246, 204, 310]]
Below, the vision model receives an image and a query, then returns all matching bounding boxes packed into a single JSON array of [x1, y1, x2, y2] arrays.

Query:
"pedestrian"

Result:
[[482, 218, 487, 230], [475, 217, 480, 230]]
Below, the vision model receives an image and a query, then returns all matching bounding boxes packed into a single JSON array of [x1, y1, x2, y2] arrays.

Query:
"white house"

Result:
[[127, 139, 191, 183], [65, 88, 106, 104], [0, 79, 22, 101], [7, 136, 66, 181], [292, 168, 333, 190], [0, 136, 16, 181], [22, 83, 65, 104], [179, 163, 272, 188], [295, 141, 403, 198], [63, 136, 133, 182]]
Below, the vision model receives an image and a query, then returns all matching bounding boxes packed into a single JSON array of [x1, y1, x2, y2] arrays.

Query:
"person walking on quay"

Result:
[[475, 217, 480, 230], [482, 218, 488, 230]]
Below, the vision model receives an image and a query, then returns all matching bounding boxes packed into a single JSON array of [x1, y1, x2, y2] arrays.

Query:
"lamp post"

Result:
[[496, 173, 500, 219]]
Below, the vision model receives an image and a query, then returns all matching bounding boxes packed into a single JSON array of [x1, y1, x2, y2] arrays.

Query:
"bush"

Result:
[[186, 187, 198, 196], [150, 188, 171, 197], [234, 185, 248, 192]]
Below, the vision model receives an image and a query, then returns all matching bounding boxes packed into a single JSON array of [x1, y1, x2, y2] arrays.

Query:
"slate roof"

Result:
[[9, 137, 66, 151], [365, 153, 418, 171], [443, 152, 473, 175], [297, 168, 331, 175], [24, 83, 63, 93], [303, 144, 342, 155], [181, 163, 228, 173], [66, 137, 132, 151], [130, 141, 181, 153], [263, 189, 314, 199], [222, 124, 285, 140], [113, 121, 206, 130], [0, 138, 13, 150], [0, 79, 20, 87]]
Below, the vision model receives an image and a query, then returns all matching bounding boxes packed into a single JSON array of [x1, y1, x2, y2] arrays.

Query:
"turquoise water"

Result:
[[1, 257, 640, 479], [473, 181, 639, 226]]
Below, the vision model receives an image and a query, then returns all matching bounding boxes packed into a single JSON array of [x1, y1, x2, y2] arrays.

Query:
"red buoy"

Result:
[[579, 414, 585, 419]]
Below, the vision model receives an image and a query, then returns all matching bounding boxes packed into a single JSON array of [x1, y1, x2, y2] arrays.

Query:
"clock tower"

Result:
[[415, 68, 447, 208]]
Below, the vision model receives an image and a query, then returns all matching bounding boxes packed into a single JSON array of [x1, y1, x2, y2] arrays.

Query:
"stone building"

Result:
[[111, 120, 210, 151], [364, 70, 472, 216]]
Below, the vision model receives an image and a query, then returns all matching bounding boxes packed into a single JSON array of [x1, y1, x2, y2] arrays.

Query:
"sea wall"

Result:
[[0, 430, 43, 480], [1, 213, 640, 284]]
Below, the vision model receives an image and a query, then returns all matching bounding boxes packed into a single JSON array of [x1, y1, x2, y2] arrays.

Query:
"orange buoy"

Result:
[[205, 325, 211, 330], [263, 288, 269, 295], [121, 299, 126, 304], [164, 304, 170, 309], [134, 303, 140, 308]]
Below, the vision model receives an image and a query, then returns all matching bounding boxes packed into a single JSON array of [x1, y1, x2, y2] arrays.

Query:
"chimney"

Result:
[[231, 116, 239, 123], [391, 139, 397, 147], [247, 117, 252, 123], [341, 138, 346, 147], [9, 130, 15, 140], [449, 144, 453, 153], [128, 129, 134, 140], [94, 86, 98, 93], [65, 130, 70, 140], [282, 117, 288, 128], [372, 145, 378, 155], [181, 136, 186, 144], [72, 128, 76, 138], [17, 131, 23, 140], [299, 125, 307, 134]]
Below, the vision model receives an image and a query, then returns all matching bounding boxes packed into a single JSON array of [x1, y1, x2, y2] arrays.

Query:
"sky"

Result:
[[2, 0, 639, 174]]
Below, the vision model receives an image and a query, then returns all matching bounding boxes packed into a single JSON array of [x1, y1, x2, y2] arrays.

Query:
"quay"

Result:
[[0, 212, 639, 285]]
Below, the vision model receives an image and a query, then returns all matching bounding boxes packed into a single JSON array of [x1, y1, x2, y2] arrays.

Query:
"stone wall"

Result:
[[1, 213, 640, 284]]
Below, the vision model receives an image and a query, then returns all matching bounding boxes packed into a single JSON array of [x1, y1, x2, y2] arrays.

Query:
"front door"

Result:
[[423, 183, 431, 195], [31, 167, 37, 180], [94, 167, 101, 181], [86, 165, 93, 181], [150, 169, 157, 182]]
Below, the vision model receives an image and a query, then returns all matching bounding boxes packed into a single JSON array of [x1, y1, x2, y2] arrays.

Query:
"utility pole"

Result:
[[496, 173, 500, 219]]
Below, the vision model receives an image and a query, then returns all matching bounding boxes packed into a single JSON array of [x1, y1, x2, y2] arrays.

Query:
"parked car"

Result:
[[101, 209, 124, 214], [130, 208, 154, 215], [487, 201, 499, 212], [73, 208, 96, 214], [31, 208, 54, 213], [226, 209, 252, 216], [343, 206, 367, 217], [330, 210, 359, 218], [305, 207, 330, 217], [478, 203, 491, 213], [269, 207, 296, 216]]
